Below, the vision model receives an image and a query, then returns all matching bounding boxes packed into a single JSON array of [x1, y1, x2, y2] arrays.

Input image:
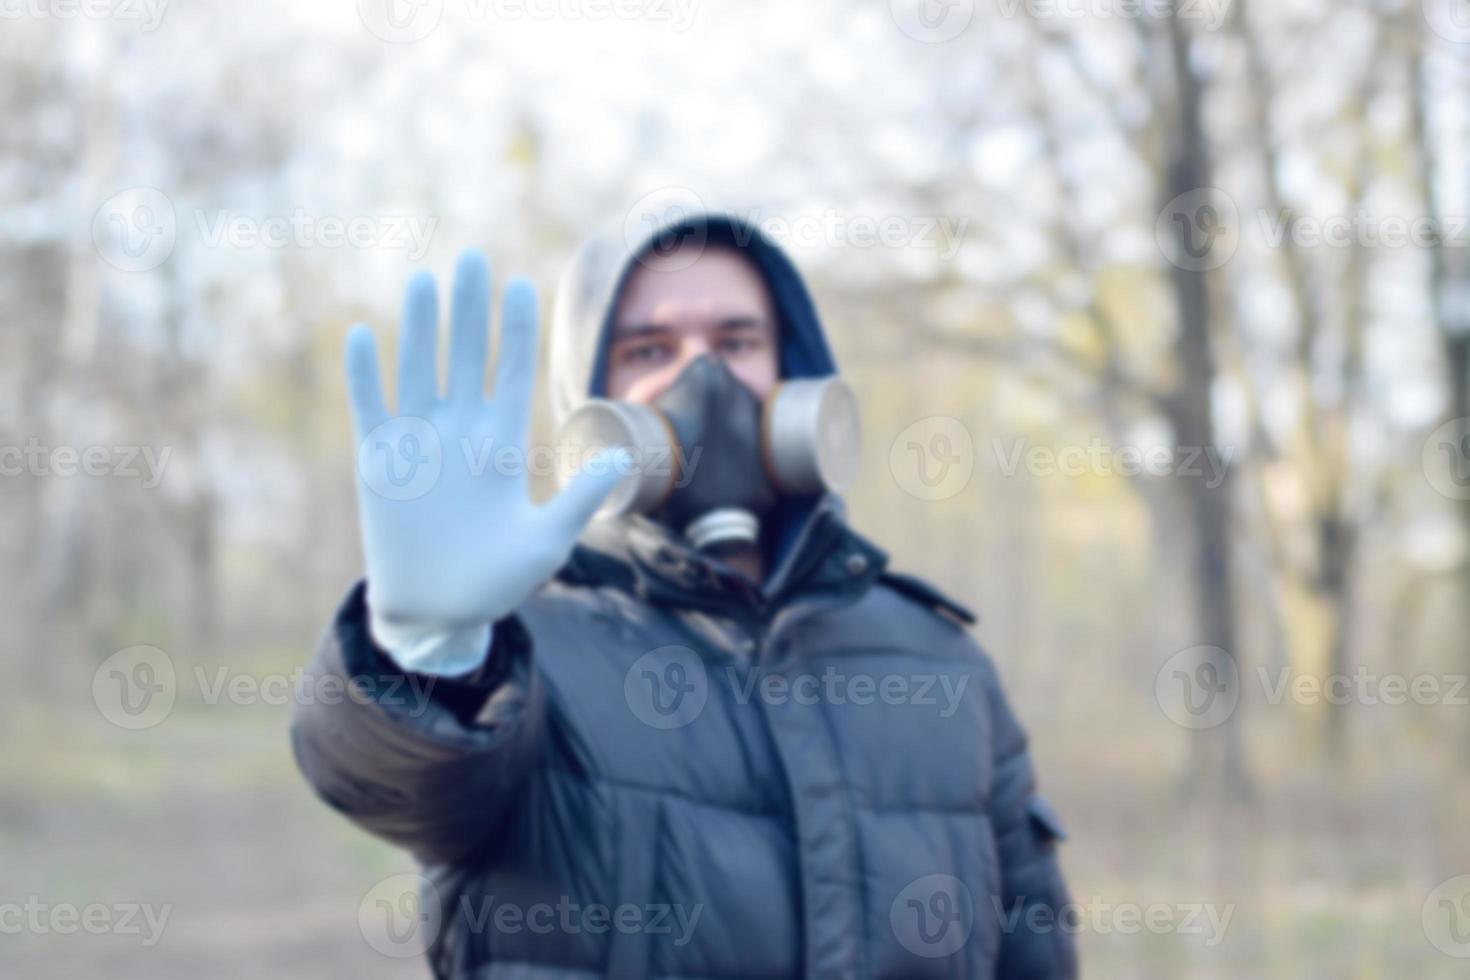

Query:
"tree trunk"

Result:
[[1162, 7, 1250, 798]]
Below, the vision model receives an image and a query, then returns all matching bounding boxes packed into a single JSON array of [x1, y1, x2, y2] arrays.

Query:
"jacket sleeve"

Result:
[[984, 655, 1078, 979], [289, 580, 547, 867]]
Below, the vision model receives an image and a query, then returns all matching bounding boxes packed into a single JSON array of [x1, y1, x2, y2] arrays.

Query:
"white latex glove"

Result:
[[344, 250, 629, 675]]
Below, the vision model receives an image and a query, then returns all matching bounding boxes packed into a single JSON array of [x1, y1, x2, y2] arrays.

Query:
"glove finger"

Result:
[[493, 276, 539, 451], [397, 269, 440, 416], [345, 323, 388, 442], [541, 447, 631, 539], [447, 249, 491, 409]]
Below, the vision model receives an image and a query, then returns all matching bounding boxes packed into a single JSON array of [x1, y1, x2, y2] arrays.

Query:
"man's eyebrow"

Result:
[[612, 316, 770, 339], [611, 322, 675, 340], [714, 315, 770, 330]]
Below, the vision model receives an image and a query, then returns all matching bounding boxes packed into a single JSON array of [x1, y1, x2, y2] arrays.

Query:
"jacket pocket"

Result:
[[1026, 795, 1067, 844]]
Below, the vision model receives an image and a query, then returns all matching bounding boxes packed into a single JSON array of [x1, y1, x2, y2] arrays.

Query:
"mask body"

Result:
[[558, 355, 861, 551], [653, 355, 779, 547]]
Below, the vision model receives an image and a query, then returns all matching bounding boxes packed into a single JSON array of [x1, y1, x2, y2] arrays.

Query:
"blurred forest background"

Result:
[[4, 0, 1470, 976]]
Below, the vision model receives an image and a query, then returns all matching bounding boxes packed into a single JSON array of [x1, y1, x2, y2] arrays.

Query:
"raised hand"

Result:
[[346, 249, 627, 629]]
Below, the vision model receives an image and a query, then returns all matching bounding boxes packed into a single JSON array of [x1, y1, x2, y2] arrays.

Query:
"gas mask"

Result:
[[557, 355, 861, 552]]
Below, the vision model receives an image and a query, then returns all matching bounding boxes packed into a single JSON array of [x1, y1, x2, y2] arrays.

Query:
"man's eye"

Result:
[[719, 337, 760, 354], [624, 344, 669, 364]]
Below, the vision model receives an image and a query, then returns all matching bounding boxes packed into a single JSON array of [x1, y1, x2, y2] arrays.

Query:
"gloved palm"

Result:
[[346, 250, 626, 628]]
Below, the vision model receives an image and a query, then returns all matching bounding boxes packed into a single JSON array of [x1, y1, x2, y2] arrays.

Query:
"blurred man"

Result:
[[291, 213, 1077, 978]]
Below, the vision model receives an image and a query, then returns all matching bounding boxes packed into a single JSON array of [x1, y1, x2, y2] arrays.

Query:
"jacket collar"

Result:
[[570, 494, 888, 619]]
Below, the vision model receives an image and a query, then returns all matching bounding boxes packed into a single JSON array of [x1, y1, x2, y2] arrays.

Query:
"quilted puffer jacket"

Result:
[[291, 214, 1077, 979]]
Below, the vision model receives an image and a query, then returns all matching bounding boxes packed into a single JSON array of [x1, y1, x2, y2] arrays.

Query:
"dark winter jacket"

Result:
[[291, 214, 1077, 979]]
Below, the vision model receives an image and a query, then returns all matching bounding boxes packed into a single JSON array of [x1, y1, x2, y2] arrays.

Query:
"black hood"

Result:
[[548, 212, 840, 429], [548, 211, 848, 587]]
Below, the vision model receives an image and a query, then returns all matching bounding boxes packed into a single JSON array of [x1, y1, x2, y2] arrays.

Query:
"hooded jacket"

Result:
[[291, 214, 1078, 979]]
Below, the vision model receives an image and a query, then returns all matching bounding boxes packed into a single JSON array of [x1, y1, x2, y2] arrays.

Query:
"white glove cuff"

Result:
[[368, 608, 494, 678]]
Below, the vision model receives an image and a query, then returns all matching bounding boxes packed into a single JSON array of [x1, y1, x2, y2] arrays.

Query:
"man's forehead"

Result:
[[612, 311, 772, 337], [614, 244, 775, 327]]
